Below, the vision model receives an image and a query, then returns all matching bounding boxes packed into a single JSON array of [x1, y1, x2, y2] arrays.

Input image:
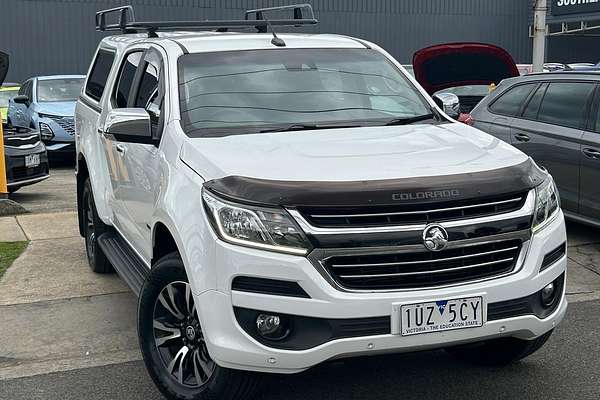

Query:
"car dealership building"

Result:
[[1, 0, 600, 82]]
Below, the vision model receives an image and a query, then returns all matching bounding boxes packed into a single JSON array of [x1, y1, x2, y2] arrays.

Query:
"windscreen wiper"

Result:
[[260, 123, 361, 133], [384, 113, 436, 126]]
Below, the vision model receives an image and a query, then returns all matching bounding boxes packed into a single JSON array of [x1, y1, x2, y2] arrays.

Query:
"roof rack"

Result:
[[95, 4, 318, 37]]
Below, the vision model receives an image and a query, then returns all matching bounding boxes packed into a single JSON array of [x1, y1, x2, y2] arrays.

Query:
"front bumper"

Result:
[[5, 146, 50, 188], [193, 211, 567, 374], [44, 140, 75, 154]]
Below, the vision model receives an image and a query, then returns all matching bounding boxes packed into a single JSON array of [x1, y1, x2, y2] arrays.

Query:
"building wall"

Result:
[[1, 0, 532, 83]]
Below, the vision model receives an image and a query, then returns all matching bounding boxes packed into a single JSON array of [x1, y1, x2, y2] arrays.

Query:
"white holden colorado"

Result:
[[75, 5, 567, 400]]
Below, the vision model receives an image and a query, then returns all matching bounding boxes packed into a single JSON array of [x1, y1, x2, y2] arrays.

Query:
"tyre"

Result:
[[81, 178, 113, 273], [445, 330, 553, 366], [138, 253, 260, 400]]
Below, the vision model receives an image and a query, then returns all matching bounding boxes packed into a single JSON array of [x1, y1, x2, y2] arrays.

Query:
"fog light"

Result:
[[256, 314, 289, 340], [541, 282, 556, 307]]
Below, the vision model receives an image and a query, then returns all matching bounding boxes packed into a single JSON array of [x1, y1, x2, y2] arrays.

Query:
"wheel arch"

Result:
[[76, 153, 89, 237], [152, 221, 181, 266]]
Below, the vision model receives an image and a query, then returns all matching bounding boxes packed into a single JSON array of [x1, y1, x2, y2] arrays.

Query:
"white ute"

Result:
[[76, 5, 567, 400]]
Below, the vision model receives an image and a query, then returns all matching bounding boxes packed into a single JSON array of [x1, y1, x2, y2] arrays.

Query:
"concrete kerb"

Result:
[[0, 199, 28, 217]]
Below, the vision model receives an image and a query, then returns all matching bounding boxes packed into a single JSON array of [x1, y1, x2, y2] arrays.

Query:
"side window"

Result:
[[521, 83, 547, 120], [537, 82, 595, 129], [135, 61, 160, 111], [85, 49, 115, 102], [593, 89, 600, 133], [26, 81, 34, 100], [114, 51, 143, 108], [489, 83, 535, 116], [18, 80, 29, 96], [133, 50, 163, 128]]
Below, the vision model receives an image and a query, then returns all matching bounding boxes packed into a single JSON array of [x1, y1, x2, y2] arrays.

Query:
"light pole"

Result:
[[532, 0, 547, 73]]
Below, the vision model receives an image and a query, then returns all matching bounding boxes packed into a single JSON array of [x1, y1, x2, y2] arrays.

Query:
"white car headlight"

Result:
[[532, 176, 560, 232], [202, 189, 309, 255]]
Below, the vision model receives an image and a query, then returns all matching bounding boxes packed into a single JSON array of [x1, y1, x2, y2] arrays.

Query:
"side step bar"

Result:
[[97, 231, 149, 297]]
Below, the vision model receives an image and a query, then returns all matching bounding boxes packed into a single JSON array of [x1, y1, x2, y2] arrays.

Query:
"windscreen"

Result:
[[37, 78, 84, 102], [178, 49, 430, 136]]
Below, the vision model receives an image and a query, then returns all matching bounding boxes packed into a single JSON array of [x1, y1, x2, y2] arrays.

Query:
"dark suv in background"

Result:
[[470, 72, 600, 227]]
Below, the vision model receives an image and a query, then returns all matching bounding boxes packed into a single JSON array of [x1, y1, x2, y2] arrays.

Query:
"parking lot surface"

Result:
[[9, 165, 76, 214]]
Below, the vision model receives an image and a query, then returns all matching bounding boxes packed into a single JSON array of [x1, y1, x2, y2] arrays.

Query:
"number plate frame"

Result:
[[391, 294, 486, 336], [25, 154, 40, 168]]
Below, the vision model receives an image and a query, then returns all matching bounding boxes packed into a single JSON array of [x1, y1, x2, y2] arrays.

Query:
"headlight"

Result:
[[532, 176, 560, 232], [39, 122, 54, 141], [202, 190, 309, 255]]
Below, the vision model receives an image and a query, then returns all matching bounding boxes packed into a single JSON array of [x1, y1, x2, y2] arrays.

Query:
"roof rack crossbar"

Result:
[[245, 4, 315, 21], [245, 4, 314, 33], [95, 4, 317, 36]]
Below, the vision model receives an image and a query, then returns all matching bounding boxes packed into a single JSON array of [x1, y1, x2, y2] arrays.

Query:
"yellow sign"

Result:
[[0, 121, 7, 195]]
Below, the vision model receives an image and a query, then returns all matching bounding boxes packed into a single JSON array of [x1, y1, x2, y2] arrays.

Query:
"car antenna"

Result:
[[262, 15, 286, 47]]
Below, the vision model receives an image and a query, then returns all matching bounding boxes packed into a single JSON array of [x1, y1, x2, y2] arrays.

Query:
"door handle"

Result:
[[582, 148, 600, 160], [115, 143, 126, 154], [514, 132, 531, 142]]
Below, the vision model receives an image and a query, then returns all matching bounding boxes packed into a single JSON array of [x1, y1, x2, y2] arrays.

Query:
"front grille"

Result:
[[299, 192, 527, 228], [321, 239, 522, 290], [47, 115, 75, 135], [3, 134, 41, 148], [11, 164, 47, 181]]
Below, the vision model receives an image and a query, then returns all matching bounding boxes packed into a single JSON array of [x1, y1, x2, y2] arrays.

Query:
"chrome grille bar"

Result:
[[338, 257, 515, 279], [331, 246, 519, 268]]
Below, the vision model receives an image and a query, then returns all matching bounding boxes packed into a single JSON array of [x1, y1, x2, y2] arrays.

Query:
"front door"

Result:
[[113, 47, 165, 261]]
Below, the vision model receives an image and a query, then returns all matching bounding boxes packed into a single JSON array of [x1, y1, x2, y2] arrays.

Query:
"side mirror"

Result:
[[13, 94, 30, 106], [432, 92, 460, 120], [104, 108, 154, 144]]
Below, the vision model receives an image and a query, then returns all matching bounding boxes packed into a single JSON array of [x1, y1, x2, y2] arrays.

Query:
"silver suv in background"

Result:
[[470, 72, 600, 228]]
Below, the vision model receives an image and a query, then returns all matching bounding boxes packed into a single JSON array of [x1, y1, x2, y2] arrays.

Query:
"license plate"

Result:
[[25, 154, 40, 168], [400, 296, 484, 336]]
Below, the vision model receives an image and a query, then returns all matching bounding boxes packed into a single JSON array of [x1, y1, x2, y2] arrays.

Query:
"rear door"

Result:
[[580, 85, 600, 221], [509, 81, 595, 213], [77, 47, 118, 223], [483, 82, 538, 143]]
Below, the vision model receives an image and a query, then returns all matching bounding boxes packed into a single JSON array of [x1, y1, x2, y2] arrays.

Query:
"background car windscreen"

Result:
[[0, 88, 19, 107], [37, 78, 84, 102], [178, 49, 430, 136]]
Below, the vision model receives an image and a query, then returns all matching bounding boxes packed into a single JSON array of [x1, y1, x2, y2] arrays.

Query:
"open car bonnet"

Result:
[[0, 52, 8, 86], [412, 43, 519, 95]]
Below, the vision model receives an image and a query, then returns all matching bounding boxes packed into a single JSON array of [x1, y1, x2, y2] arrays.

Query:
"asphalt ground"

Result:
[[0, 299, 598, 400], [8, 163, 76, 214]]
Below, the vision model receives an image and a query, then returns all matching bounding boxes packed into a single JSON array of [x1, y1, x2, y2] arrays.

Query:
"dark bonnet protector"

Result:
[[203, 159, 546, 208]]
